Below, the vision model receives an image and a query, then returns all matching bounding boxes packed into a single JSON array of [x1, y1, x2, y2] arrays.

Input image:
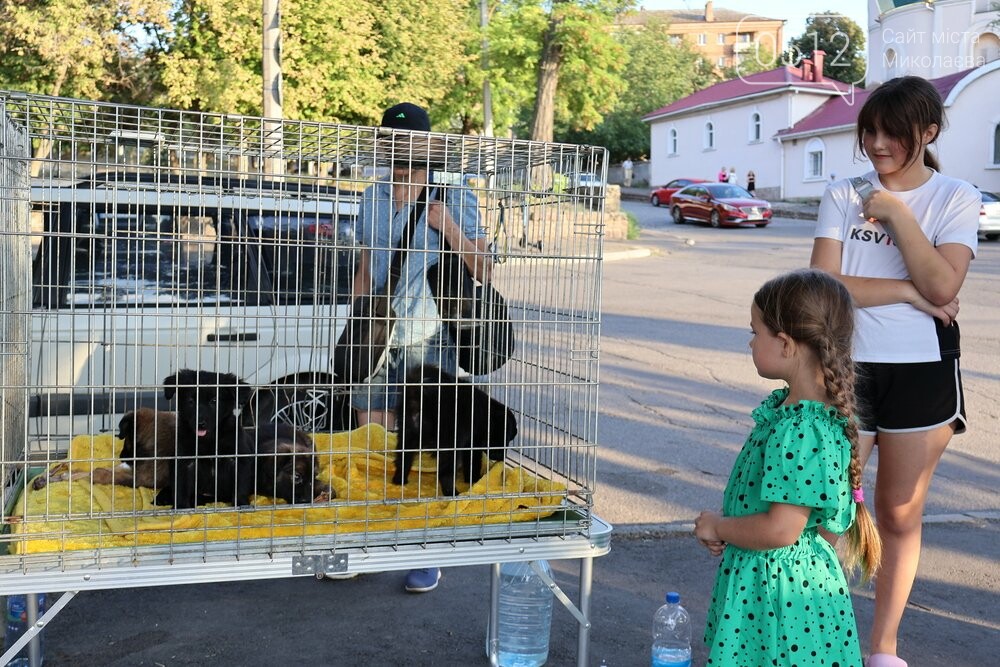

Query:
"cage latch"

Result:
[[292, 553, 349, 577]]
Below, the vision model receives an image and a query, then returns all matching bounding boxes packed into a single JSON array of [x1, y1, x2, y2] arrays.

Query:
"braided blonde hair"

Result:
[[754, 269, 882, 582]]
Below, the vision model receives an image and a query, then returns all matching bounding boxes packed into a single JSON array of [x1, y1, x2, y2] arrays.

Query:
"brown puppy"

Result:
[[32, 408, 176, 493], [115, 408, 177, 492]]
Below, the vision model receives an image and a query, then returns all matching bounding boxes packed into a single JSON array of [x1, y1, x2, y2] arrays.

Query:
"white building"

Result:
[[642, 54, 850, 200], [868, 0, 1000, 85], [643, 1, 1000, 199]]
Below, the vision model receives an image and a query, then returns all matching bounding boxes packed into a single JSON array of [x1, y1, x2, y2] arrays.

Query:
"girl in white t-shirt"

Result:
[[811, 76, 980, 667]]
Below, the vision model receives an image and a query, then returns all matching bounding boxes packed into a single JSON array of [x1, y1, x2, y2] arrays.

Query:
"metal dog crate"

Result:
[[0, 91, 610, 665]]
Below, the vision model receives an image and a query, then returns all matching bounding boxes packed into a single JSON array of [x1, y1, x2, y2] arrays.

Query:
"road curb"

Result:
[[605, 247, 653, 262], [612, 511, 1000, 537]]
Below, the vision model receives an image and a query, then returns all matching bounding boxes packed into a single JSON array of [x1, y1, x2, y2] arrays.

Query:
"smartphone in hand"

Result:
[[850, 177, 876, 221]]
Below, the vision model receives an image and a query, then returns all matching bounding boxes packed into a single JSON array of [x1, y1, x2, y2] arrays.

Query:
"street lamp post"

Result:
[[481, 0, 494, 137], [263, 0, 284, 177]]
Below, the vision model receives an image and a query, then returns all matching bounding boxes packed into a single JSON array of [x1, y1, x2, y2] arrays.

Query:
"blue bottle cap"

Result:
[[666, 592, 680, 604]]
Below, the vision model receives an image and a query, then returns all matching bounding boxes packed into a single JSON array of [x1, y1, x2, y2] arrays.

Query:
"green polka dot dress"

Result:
[[704, 388, 862, 667]]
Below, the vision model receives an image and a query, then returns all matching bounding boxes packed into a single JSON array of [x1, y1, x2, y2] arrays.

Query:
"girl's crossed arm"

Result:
[[695, 503, 810, 553]]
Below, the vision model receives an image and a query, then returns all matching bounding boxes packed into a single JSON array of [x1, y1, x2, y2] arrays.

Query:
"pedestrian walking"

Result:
[[622, 157, 634, 188], [746, 170, 756, 194]]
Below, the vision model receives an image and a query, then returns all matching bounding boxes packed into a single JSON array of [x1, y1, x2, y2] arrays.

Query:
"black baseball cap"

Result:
[[380, 102, 430, 132]]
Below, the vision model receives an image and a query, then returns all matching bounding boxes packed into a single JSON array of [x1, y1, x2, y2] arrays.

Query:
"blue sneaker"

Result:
[[404, 567, 441, 593]]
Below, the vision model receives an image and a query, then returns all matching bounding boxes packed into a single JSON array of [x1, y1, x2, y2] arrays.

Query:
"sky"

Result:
[[633, 0, 870, 46]]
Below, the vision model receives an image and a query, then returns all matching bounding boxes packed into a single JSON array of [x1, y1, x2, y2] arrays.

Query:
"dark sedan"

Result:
[[670, 183, 773, 228], [650, 178, 708, 207]]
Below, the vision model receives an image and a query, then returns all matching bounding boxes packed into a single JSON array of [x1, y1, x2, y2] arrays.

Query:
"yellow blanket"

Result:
[[13, 424, 566, 554]]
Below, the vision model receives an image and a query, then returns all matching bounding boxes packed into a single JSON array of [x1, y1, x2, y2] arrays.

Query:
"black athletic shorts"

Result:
[[854, 359, 966, 435]]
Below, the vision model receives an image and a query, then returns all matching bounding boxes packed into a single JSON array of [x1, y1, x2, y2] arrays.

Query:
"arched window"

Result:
[[993, 124, 1000, 165], [704, 122, 715, 150], [975, 33, 1000, 65], [884, 48, 899, 79], [749, 112, 761, 142], [805, 138, 825, 179], [669, 128, 678, 155]]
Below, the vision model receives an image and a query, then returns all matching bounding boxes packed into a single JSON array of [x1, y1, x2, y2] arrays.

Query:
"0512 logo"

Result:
[[734, 13, 867, 102]]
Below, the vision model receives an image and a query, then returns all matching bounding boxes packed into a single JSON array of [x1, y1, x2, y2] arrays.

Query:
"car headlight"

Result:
[[720, 203, 741, 213]]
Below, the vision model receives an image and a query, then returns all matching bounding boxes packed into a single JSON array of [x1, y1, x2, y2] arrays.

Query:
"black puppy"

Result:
[[163, 369, 255, 509], [249, 422, 334, 504], [392, 365, 518, 496]]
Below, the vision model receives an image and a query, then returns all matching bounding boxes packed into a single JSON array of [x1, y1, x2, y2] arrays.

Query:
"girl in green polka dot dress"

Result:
[[695, 269, 882, 667]]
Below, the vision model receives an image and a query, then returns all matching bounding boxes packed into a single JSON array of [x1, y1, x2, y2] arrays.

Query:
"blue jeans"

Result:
[[349, 328, 457, 414]]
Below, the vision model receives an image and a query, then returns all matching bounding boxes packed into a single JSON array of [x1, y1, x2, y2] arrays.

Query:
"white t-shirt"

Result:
[[814, 170, 980, 363]]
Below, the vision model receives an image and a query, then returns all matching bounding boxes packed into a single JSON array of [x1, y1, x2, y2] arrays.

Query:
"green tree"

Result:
[[158, 0, 474, 125], [0, 0, 172, 174], [523, 0, 629, 142], [436, 1, 544, 135], [559, 18, 715, 161], [786, 12, 867, 86], [0, 0, 171, 100]]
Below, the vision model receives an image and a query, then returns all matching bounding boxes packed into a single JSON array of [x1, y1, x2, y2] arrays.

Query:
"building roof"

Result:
[[775, 68, 977, 140], [618, 8, 782, 26], [642, 67, 852, 122]]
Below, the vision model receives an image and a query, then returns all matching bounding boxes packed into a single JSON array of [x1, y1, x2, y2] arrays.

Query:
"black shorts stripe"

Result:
[[855, 359, 966, 434]]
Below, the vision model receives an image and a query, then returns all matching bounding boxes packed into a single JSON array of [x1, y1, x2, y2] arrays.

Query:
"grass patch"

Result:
[[625, 211, 641, 240]]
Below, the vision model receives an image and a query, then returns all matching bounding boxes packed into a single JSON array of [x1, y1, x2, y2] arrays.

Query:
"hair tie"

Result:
[[852, 488, 865, 503]]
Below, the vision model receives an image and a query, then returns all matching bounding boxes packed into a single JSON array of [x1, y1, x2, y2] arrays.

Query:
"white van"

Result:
[[28, 172, 359, 454]]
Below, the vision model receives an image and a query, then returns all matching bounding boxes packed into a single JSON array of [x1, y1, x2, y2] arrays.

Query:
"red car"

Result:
[[670, 183, 773, 228], [649, 178, 708, 207]]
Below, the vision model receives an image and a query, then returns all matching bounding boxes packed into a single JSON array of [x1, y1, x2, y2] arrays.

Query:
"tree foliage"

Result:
[[559, 18, 715, 160], [786, 12, 867, 86], [0, 0, 730, 153], [0, 0, 172, 100], [524, 0, 629, 142], [157, 0, 474, 124], [437, 1, 545, 135]]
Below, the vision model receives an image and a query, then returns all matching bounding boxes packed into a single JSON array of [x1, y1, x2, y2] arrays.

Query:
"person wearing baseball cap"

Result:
[[348, 102, 493, 594], [380, 102, 431, 132]]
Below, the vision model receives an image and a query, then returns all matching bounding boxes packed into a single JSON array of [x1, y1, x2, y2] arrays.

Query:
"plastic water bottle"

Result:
[[4, 594, 47, 666], [495, 560, 554, 667], [651, 591, 691, 667]]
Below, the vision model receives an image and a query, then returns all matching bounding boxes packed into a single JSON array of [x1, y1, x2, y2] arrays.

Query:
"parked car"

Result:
[[567, 172, 604, 190], [978, 189, 1000, 241], [650, 178, 708, 207], [565, 171, 605, 210], [670, 183, 773, 228], [28, 172, 360, 452]]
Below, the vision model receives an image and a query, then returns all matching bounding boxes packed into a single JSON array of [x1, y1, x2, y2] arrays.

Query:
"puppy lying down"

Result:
[[35, 409, 333, 505], [33, 408, 176, 493]]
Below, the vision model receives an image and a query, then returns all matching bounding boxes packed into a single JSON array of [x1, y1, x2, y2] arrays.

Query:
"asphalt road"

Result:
[[599, 202, 1000, 528], [26, 207, 1000, 666]]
